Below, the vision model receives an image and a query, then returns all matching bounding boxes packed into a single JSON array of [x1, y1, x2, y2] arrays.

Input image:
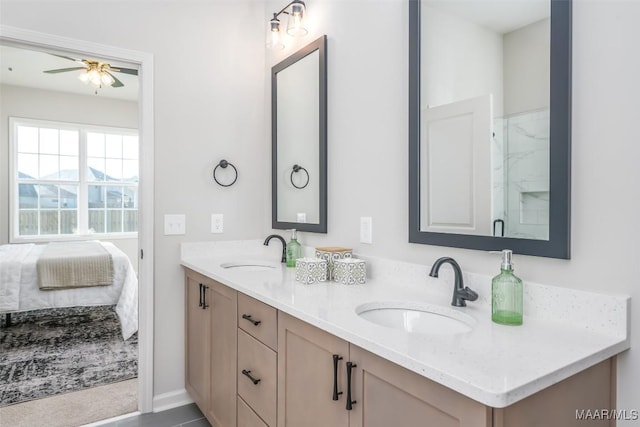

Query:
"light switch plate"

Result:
[[297, 212, 307, 223], [360, 216, 373, 244], [164, 214, 186, 235], [211, 214, 224, 233]]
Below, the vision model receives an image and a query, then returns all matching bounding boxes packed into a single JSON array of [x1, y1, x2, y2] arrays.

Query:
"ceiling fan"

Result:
[[43, 54, 138, 92]]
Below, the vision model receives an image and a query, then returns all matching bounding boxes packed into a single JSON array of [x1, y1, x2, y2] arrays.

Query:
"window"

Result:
[[10, 118, 139, 241]]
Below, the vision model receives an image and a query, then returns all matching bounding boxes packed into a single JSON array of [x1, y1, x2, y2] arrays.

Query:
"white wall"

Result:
[[265, 0, 640, 419], [503, 18, 550, 115], [3, 0, 639, 418], [0, 0, 267, 398], [421, 4, 504, 116]]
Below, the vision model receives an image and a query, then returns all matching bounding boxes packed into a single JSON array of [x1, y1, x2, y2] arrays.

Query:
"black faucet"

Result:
[[264, 234, 287, 263], [428, 257, 478, 307]]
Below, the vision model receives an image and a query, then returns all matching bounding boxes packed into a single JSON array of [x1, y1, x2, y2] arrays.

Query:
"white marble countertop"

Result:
[[180, 240, 630, 408]]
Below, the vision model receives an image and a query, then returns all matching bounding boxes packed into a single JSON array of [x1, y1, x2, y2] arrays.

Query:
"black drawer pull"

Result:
[[332, 354, 343, 400], [198, 283, 203, 307], [242, 314, 262, 326], [202, 285, 209, 309], [346, 362, 356, 410], [241, 369, 261, 385]]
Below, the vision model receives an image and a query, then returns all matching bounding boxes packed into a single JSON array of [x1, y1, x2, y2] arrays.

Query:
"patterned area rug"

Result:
[[0, 306, 137, 407]]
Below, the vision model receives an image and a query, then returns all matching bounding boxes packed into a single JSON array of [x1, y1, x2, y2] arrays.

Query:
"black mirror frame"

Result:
[[272, 35, 328, 233], [408, 0, 571, 259]]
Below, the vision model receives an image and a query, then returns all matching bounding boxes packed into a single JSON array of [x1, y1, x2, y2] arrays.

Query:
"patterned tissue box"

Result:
[[333, 258, 366, 285], [295, 258, 328, 285], [315, 247, 352, 280]]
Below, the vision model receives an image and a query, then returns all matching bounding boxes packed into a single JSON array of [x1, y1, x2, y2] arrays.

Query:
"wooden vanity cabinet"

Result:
[[237, 294, 278, 426], [276, 312, 614, 427], [184, 269, 238, 427], [238, 396, 269, 427], [349, 345, 491, 427], [185, 268, 615, 427], [277, 312, 489, 427], [185, 270, 211, 410], [277, 312, 350, 427], [493, 357, 615, 427]]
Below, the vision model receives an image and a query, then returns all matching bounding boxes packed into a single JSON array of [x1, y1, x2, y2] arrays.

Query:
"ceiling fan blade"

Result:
[[110, 67, 138, 76], [106, 71, 124, 88], [49, 53, 84, 63], [43, 67, 87, 74]]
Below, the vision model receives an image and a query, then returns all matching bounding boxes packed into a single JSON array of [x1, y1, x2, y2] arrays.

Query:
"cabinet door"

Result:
[[278, 312, 350, 427], [208, 279, 238, 427], [349, 345, 491, 427], [238, 396, 269, 427], [184, 271, 211, 412], [494, 358, 614, 427]]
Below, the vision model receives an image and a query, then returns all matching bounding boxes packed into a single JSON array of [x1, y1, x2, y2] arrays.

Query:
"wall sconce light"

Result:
[[267, 0, 308, 50]]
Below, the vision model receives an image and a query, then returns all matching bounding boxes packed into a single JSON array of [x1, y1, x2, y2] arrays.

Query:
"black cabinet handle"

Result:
[[198, 283, 203, 308], [202, 285, 209, 309], [332, 354, 343, 401], [241, 369, 261, 385], [242, 314, 262, 326], [346, 362, 357, 410]]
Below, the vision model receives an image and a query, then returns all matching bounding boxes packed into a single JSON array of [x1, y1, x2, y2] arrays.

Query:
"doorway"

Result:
[[0, 25, 154, 422]]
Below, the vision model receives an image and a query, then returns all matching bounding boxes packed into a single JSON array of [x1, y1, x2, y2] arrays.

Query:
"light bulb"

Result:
[[88, 68, 101, 86], [266, 17, 285, 50], [78, 72, 90, 83], [101, 72, 115, 87], [287, 2, 308, 36]]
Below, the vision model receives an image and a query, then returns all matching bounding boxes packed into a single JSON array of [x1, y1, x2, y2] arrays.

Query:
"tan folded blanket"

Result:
[[37, 241, 114, 290]]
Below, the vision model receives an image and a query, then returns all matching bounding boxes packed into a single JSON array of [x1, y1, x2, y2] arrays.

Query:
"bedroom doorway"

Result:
[[0, 25, 154, 423]]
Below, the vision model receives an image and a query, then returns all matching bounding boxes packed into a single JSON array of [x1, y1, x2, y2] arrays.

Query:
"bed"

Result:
[[0, 241, 138, 340]]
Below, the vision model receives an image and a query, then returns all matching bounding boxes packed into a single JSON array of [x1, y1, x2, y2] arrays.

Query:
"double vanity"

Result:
[[181, 240, 629, 427]]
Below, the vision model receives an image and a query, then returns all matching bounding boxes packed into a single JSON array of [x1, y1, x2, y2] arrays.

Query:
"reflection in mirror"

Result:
[[421, 1, 550, 239], [409, 0, 571, 258], [272, 35, 327, 233]]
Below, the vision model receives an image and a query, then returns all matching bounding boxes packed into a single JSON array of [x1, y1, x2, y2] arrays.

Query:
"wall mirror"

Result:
[[409, 0, 571, 258], [272, 35, 327, 233]]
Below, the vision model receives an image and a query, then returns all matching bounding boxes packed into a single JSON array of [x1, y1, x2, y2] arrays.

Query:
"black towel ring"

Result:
[[290, 164, 309, 189], [213, 160, 238, 187]]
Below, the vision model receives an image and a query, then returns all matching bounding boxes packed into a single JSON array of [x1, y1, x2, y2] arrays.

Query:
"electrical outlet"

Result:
[[211, 214, 224, 233], [360, 216, 373, 244], [164, 214, 186, 235]]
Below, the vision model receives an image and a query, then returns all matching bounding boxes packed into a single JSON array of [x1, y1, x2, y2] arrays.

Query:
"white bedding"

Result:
[[0, 242, 138, 340]]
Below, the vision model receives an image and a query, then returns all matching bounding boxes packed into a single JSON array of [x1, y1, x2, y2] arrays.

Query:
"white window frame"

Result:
[[9, 117, 139, 243]]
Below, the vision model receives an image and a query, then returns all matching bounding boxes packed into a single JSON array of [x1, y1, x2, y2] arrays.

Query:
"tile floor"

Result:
[[99, 403, 209, 427]]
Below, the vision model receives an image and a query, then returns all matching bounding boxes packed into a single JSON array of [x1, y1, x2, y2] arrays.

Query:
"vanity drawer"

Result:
[[238, 292, 277, 350], [238, 396, 268, 427], [238, 329, 277, 427]]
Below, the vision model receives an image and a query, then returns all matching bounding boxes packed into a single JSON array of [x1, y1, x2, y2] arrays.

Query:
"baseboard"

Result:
[[152, 388, 193, 413], [81, 411, 141, 427]]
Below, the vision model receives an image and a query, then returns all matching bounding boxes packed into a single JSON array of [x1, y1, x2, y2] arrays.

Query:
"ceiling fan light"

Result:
[[78, 72, 90, 83], [101, 72, 115, 87], [87, 68, 101, 85]]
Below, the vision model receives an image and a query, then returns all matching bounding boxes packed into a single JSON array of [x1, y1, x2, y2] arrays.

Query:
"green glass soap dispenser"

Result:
[[491, 249, 523, 325], [286, 229, 302, 268]]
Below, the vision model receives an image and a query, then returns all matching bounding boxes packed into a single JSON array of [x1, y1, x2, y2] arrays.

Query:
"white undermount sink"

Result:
[[219, 260, 279, 271], [356, 301, 476, 335]]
